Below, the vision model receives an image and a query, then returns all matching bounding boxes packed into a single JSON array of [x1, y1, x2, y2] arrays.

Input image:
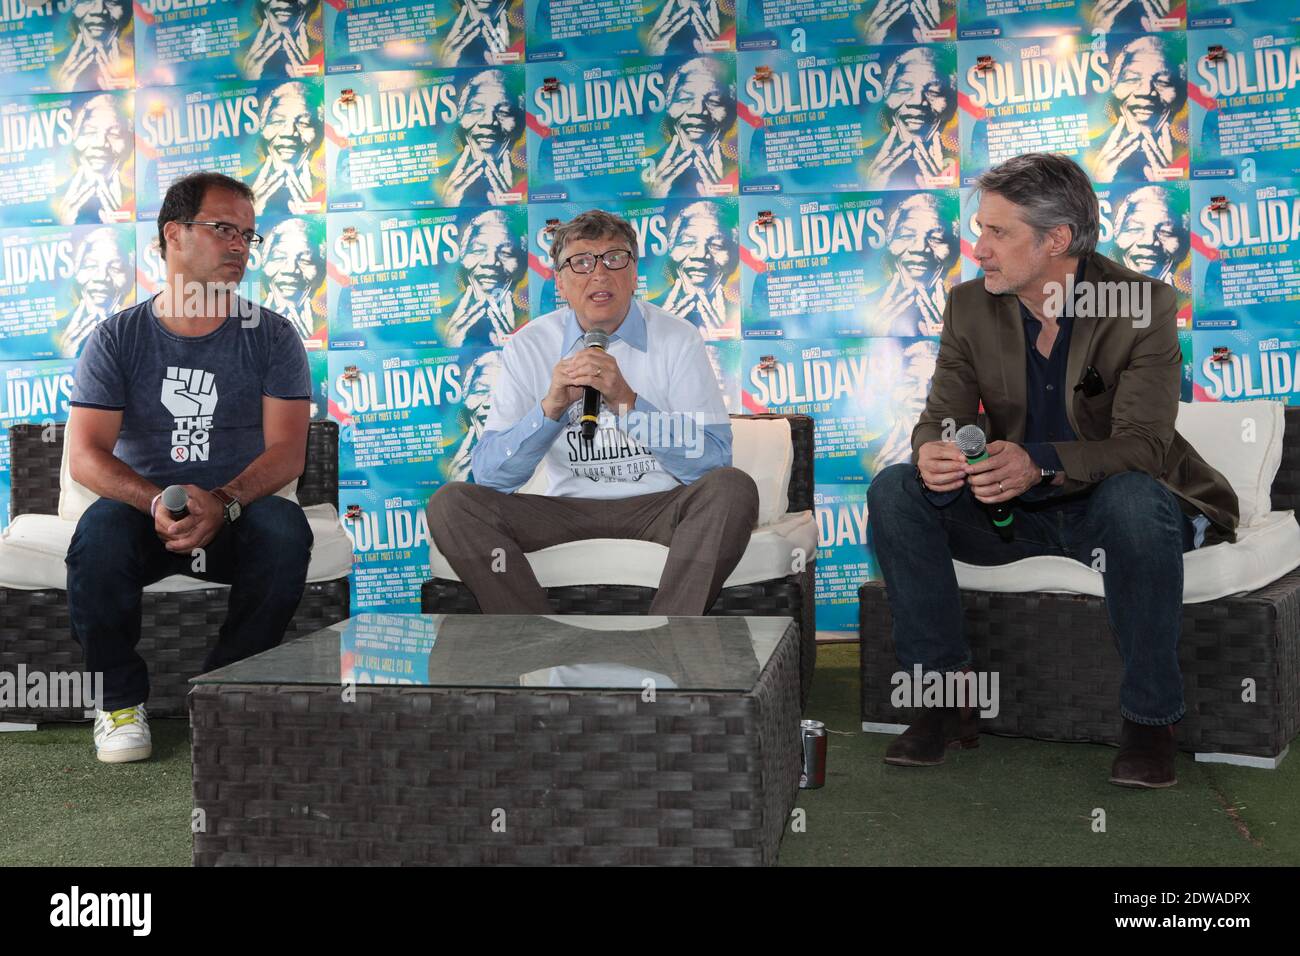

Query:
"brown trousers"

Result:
[[426, 467, 760, 615]]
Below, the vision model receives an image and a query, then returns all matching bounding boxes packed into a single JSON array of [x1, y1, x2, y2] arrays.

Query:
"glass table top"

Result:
[[193, 614, 794, 693]]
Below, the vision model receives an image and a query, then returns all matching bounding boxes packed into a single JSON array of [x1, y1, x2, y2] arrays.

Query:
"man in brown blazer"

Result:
[[867, 153, 1239, 788]]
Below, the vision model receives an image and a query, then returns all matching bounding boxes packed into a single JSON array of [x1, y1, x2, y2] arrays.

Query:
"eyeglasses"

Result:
[[559, 249, 634, 274], [180, 221, 263, 248]]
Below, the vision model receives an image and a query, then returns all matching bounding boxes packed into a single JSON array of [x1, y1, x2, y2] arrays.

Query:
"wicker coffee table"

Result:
[[190, 613, 803, 866]]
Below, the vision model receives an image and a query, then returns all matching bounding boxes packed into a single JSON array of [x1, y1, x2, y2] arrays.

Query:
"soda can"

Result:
[[800, 719, 827, 789]]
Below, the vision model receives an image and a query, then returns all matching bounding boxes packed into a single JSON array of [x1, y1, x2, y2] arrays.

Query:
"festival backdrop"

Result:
[[1, 0, 1298, 629]]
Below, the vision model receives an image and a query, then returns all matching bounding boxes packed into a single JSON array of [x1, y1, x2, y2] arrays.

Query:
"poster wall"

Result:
[[0, 5, 1295, 633], [740, 44, 959, 194], [0, 1, 134, 95]]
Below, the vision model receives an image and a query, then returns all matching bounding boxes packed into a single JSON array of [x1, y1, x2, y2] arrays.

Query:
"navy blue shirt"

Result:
[[1019, 259, 1086, 476], [70, 295, 311, 491]]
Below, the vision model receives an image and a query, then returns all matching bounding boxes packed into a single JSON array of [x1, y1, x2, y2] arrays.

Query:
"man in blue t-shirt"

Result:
[[65, 171, 315, 764]]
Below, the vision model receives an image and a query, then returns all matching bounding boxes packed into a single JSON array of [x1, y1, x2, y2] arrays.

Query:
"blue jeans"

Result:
[[867, 464, 1197, 725], [65, 496, 313, 711]]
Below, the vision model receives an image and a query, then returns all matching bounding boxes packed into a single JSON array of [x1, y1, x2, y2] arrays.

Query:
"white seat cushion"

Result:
[[1175, 399, 1283, 527], [953, 510, 1300, 604], [428, 510, 818, 590], [0, 504, 353, 591], [729, 417, 793, 526]]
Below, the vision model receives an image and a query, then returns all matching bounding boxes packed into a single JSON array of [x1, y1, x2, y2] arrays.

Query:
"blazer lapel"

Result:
[[1064, 254, 1105, 435], [995, 293, 1027, 442]]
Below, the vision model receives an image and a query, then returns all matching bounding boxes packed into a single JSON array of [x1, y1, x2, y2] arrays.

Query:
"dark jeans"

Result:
[[65, 495, 313, 711], [867, 464, 1197, 725]]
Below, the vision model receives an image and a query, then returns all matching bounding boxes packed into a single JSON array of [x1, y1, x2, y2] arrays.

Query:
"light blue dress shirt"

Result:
[[471, 301, 732, 493]]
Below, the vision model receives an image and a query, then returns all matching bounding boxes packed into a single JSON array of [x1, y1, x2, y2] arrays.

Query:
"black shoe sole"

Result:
[[883, 736, 978, 767], [1109, 774, 1177, 789]]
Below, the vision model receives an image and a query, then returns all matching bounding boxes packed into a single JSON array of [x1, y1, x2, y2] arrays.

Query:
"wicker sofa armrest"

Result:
[[6, 419, 339, 518], [1270, 407, 1300, 518], [7, 423, 62, 518]]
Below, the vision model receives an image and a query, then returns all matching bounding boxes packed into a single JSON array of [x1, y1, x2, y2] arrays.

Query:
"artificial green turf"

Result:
[[1, 643, 1296, 866], [0, 720, 193, 866], [776, 644, 1299, 866]]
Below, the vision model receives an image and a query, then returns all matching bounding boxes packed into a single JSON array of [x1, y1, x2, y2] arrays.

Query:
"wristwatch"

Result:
[[211, 487, 242, 524], [1039, 467, 1058, 486]]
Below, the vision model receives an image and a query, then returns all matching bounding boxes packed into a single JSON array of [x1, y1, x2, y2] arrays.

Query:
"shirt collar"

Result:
[[562, 299, 647, 354]]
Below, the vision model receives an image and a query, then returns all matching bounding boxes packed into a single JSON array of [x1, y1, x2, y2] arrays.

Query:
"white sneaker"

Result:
[[93, 705, 152, 764]]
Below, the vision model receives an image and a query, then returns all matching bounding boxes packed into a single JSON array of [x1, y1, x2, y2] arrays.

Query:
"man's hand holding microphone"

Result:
[[918, 437, 1060, 504], [542, 333, 637, 427], [151, 485, 224, 554], [918, 429, 1066, 542]]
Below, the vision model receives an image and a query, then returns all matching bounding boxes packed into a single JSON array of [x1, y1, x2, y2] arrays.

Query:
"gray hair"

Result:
[[549, 209, 639, 266], [975, 153, 1099, 258]]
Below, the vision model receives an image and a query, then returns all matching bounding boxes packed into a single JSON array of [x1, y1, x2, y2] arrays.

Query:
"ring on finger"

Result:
[[998, 480, 1004, 493]]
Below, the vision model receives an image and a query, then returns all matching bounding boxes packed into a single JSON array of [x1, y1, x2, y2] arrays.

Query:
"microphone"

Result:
[[954, 424, 1014, 542], [579, 328, 610, 442], [161, 485, 190, 520]]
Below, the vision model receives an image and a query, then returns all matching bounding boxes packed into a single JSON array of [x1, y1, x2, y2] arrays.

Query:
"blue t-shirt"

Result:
[[70, 295, 311, 491]]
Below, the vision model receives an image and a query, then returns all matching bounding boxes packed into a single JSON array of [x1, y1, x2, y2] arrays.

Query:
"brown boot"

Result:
[[883, 706, 980, 767], [1109, 719, 1178, 789]]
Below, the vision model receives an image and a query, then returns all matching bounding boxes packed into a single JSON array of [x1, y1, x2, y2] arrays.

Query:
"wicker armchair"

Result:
[[0, 420, 350, 724], [860, 407, 1300, 766], [421, 413, 819, 708]]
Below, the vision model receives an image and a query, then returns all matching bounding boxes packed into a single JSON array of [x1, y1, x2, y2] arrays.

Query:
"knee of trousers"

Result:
[[66, 498, 150, 573], [1088, 471, 1182, 533], [699, 466, 760, 523], [427, 481, 484, 519], [867, 462, 925, 518], [238, 497, 314, 554], [425, 482, 501, 540]]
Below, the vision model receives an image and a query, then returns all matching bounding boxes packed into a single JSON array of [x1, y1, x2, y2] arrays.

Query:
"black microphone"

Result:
[[579, 328, 610, 442], [954, 424, 1014, 542], [161, 485, 190, 520]]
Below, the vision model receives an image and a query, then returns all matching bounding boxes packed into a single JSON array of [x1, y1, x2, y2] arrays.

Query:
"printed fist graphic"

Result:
[[161, 367, 218, 418]]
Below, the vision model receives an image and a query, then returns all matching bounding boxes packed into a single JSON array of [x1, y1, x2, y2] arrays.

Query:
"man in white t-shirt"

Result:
[[427, 209, 759, 614]]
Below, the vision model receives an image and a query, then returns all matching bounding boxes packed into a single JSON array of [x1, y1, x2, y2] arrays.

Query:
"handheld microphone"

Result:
[[161, 484, 190, 520], [579, 328, 610, 442], [954, 425, 1014, 542]]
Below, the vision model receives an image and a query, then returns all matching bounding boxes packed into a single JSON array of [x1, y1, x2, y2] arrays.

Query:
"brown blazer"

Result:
[[911, 251, 1240, 543]]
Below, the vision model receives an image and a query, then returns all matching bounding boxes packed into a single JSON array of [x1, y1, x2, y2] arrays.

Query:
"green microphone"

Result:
[[955, 424, 1014, 542]]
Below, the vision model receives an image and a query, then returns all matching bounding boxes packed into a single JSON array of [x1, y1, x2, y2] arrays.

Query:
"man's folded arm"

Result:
[[632, 393, 731, 485], [1015, 442, 1066, 502], [1049, 284, 1180, 494], [1023, 442, 1065, 473], [67, 405, 159, 513], [67, 323, 160, 511], [471, 404, 564, 492], [634, 333, 733, 485], [221, 395, 310, 504], [469, 337, 565, 493]]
